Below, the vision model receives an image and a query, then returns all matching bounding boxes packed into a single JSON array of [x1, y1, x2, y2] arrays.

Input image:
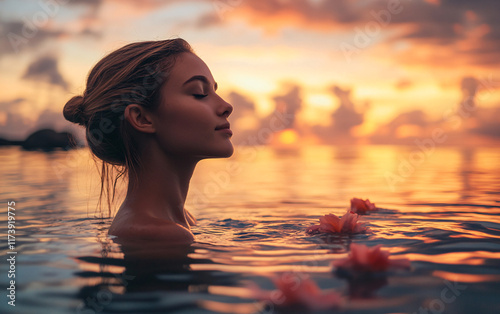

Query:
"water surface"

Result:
[[0, 145, 499, 313]]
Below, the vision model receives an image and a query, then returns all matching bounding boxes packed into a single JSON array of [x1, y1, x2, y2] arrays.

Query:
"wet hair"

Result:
[[63, 38, 193, 215]]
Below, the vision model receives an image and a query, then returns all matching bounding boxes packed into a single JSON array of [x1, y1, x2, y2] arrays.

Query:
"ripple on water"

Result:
[[1, 146, 500, 313]]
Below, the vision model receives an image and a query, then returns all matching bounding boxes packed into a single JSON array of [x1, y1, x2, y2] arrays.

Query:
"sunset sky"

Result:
[[1, 0, 499, 145]]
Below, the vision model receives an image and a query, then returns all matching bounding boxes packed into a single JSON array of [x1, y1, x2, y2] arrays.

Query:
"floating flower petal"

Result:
[[350, 198, 377, 214], [307, 211, 370, 235]]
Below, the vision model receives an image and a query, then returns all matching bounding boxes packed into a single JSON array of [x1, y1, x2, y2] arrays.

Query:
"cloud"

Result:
[[330, 85, 363, 133], [386, 110, 429, 129], [226, 91, 261, 144], [309, 85, 365, 144], [35, 109, 68, 128], [21, 55, 69, 90], [227, 91, 255, 121], [79, 27, 102, 38], [461, 76, 479, 98], [0, 0, 107, 57], [197, 0, 362, 32], [0, 98, 34, 140], [0, 20, 66, 56], [369, 74, 500, 145], [457, 76, 479, 111], [0, 98, 77, 140], [270, 85, 302, 129], [395, 79, 413, 90], [471, 108, 500, 138], [0, 112, 33, 140], [195, 0, 500, 66], [0, 98, 26, 111], [233, 85, 303, 145], [69, 0, 104, 10], [369, 109, 432, 144]]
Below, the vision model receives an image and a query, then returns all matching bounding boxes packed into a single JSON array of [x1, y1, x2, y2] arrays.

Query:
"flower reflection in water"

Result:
[[247, 272, 342, 311], [332, 243, 410, 275]]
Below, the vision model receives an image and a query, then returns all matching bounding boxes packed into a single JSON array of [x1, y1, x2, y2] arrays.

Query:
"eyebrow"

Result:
[[183, 75, 218, 91]]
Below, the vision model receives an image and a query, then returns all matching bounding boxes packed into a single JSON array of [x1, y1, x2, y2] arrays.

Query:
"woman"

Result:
[[63, 39, 233, 244]]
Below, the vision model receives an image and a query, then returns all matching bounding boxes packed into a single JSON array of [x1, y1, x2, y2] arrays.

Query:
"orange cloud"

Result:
[[199, 0, 500, 67]]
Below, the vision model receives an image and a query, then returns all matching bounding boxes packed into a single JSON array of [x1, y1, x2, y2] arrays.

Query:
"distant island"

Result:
[[0, 128, 79, 151]]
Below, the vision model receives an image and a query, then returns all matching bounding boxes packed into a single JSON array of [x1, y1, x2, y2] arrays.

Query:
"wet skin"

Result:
[[109, 52, 233, 243]]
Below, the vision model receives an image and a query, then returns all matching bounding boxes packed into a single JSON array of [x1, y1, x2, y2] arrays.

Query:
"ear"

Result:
[[124, 104, 155, 134]]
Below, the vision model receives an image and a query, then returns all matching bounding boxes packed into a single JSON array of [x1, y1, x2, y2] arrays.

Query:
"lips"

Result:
[[215, 122, 230, 130], [215, 122, 232, 136]]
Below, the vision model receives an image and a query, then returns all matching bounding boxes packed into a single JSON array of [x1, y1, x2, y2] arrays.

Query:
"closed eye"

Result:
[[193, 94, 208, 99]]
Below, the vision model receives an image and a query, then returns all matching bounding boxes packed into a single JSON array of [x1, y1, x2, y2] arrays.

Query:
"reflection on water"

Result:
[[0, 145, 499, 313]]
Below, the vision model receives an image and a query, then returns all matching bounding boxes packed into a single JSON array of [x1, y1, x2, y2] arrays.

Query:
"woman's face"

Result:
[[153, 52, 234, 159]]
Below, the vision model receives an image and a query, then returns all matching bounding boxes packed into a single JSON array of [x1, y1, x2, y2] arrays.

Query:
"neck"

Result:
[[123, 150, 198, 228]]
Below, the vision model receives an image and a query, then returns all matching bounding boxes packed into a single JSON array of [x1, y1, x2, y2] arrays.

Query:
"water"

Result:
[[1, 145, 499, 314]]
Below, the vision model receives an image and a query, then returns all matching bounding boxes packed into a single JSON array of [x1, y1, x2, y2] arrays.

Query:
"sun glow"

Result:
[[273, 129, 299, 146]]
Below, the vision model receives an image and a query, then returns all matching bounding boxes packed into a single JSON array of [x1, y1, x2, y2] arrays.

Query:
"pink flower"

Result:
[[248, 273, 342, 310], [350, 198, 377, 214], [306, 211, 370, 235], [332, 243, 410, 273]]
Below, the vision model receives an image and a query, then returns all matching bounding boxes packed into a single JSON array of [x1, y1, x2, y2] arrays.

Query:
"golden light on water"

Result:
[[433, 270, 500, 283], [1, 143, 500, 312]]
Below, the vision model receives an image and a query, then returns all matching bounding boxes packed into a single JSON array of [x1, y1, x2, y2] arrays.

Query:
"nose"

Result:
[[216, 95, 233, 118]]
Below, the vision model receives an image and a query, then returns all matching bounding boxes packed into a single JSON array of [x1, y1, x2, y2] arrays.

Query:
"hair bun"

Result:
[[63, 95, 86, 126]]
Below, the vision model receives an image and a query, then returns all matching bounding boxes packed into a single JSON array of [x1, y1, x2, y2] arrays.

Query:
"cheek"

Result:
[[172, 107, 212, 135], [156, 103, 214, 146]]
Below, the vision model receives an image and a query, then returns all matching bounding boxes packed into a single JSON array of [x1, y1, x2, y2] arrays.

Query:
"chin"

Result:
[[222, 148, 234, 158], [218, 143, 234, 158], [199, 143, 234, 159]]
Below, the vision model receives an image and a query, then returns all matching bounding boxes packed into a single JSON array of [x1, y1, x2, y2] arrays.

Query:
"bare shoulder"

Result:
[[109, 212, 194, 244]]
